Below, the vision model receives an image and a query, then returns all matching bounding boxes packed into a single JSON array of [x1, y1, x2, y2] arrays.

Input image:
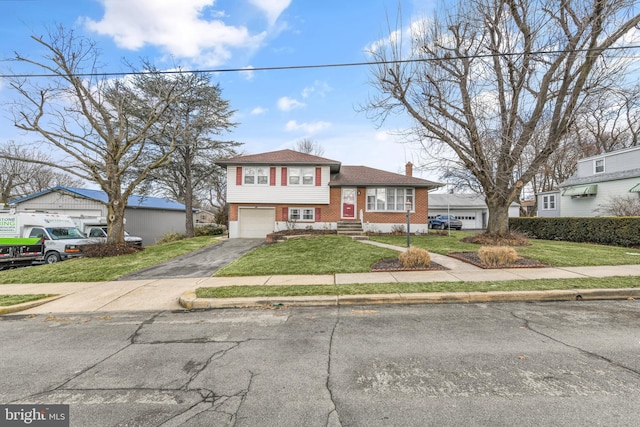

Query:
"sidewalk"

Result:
[[2, 241, 640, 314]]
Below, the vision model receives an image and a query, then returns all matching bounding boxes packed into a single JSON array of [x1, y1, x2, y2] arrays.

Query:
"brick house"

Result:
[[216, 149, 442, 238]]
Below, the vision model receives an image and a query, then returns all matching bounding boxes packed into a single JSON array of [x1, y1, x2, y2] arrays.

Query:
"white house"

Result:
[[537, 146, 640, 217]]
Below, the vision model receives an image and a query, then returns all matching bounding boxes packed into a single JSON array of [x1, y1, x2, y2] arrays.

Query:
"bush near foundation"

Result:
[[477, 246, 519, 267], [399, 247, 431, 268]]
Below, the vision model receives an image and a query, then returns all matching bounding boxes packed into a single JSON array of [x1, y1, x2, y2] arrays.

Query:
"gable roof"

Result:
[[10, 186, 187, 211], [329, 166, 441, 188], [216, 149, 342, 173]]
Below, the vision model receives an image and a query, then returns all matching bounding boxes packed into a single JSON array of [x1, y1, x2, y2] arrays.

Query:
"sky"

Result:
[[0, 0, 440, 181]]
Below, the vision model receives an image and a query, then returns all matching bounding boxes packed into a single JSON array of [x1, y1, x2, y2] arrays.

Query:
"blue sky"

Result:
[[0, 0, 438, 179]]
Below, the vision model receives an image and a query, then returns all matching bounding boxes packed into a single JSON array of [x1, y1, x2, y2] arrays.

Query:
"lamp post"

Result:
[[406, 198, 412, 248]]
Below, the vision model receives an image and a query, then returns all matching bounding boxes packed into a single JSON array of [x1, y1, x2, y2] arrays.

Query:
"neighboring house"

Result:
[[428, 193, 521, 230], [216, 150, 442, 238], [9, 186, 192, 244], [537, 146, 640, 217], [195, 209, 217, 224]]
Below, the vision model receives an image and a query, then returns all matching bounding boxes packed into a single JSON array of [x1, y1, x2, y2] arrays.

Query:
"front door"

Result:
[[342, 188, 356, 219]]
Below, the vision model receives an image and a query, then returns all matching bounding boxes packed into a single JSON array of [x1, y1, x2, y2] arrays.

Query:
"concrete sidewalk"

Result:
[[2, 240, 640, 314]]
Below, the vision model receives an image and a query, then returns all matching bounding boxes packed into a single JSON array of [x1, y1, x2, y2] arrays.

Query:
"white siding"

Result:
[[561, 178, 639, 217], [227, 166, 330, 204]]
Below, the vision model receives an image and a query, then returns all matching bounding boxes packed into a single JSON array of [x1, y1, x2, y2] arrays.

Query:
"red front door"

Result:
[[342, 188, 356, 219]]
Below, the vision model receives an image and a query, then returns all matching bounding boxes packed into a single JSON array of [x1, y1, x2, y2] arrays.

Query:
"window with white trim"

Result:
[[541, 194, 556, 210], [366, 188, 414, 211], [288, 167, 315, 185], [594, 158, 605, 174], [289, 208, 315, 221], [244, 166, 269, 185]]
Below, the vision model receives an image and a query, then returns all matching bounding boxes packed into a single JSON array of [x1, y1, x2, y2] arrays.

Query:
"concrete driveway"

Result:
[[115, 238, 264, 280]]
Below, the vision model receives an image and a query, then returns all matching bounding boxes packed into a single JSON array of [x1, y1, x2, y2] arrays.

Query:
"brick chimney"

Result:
[[405, 162, 413, 177]]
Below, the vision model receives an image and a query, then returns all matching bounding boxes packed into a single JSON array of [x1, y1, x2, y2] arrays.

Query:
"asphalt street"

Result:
[[2, 301, 640, 426], [116, 238, 264, 280]]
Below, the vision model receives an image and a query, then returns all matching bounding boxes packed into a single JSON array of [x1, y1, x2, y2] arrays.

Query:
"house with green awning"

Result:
[[537, 146, 640, 217]]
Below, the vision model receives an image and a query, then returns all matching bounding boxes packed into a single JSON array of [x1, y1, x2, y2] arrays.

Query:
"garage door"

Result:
[[429, 210, 481, 230], [239, 208, 275, 238]]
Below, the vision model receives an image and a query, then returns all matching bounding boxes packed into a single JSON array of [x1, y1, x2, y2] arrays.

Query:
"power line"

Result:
[[2, 44, 640, 79]]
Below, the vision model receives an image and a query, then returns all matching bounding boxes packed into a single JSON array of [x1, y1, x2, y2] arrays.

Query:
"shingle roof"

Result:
[[216, 149, 342, 173], [10, 186, 187, 211], [559, 168, 640, 187], [329, 166, 441, 188]]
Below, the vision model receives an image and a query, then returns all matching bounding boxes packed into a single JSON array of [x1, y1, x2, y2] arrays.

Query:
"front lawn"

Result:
[[215, 235, 399, 276], [0, 236, 222, 284], [370, 233, 640, 267]]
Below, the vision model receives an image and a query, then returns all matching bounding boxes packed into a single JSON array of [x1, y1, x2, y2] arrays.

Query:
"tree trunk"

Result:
[[106, 197, 127, 244], [184, 160, 195, 238], [485, 195, 511, 236]]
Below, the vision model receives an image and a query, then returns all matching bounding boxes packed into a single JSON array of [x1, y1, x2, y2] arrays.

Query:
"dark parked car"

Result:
[[428, 214, 463, 230]]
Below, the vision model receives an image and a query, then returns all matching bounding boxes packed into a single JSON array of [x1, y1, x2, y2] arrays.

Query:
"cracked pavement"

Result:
[[2, 301, 640, 426]]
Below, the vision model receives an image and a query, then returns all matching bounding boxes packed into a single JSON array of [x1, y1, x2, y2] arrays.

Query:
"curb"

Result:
[[179, 288, 640, 310], [0, 295, 63, 315]]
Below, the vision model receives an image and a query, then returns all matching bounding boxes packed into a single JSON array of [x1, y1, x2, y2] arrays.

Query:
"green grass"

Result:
[[0, 294, 53, 306], [196, 276, 640, 299], [0, 236, 221, 284], [215, 235, 399, 276], [370, 233, 640, 267]]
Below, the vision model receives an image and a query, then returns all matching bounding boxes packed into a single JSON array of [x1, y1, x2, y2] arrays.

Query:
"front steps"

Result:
[[337, 221, 368, 239]]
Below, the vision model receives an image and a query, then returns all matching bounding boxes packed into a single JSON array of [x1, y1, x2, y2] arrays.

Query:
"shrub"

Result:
[[398, 247, 431, 268], [82, 243, 143, 258], [477, 246, 519, 267], [194, 224, 225, 236], [157, 232, 186, 244], [390, 224, 406, 235]]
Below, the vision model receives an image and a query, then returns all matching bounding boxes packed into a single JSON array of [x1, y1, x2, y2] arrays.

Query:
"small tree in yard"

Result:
[[3, 27, 193, 243], [365, 0, 640, 236]]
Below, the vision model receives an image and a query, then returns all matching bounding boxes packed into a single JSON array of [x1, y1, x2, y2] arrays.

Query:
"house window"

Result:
[[594, 159, 605, 174], [289, 167, 314, 185], [289, 208, 315, 221], [366, 188, 414, 211], [542, 194, 556, 210], [244, 166, 269, 185]]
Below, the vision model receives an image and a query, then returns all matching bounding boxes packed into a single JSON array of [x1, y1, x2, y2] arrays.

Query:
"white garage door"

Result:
[[239, 208, 275, 238], [429, 210, 481, 229]]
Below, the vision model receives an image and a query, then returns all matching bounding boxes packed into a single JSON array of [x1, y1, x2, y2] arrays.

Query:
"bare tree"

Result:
[[3, 27, 191, 243], [294, 138, 325, 156], [0, 141, 84, 204], [596, 195, 640, 216], [365, 0, 640, 235]]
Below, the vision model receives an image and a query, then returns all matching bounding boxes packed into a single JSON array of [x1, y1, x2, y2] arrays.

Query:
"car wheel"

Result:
[[45, 252, 61, 264], [440, 223, 446, 230]]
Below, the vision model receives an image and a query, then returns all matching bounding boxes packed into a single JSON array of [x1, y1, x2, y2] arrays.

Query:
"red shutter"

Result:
[[315, 167, 321, 186], [270, 167, 276, 186], [236, 167, 242, 185], [281, 167, 287, 186], [315, 208, 321, 222], [282, 207, 288, 220]]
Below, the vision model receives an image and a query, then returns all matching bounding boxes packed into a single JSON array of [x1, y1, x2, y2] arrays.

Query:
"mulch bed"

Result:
[[448, 251, 547, 269], [371, 258, 449, 272]]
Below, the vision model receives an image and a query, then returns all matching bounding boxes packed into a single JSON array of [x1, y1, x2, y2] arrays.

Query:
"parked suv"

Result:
[[428, 214, 463, 230]]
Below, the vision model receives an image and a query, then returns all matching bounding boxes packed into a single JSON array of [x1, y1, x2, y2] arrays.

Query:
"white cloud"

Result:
[[83, 0, 267, 66], [284, 120, 331, 134], [301, 80, 332, 98], [277, 96, 305, 111], [251, 106, 268, 115], [249, 0, 291, 26]]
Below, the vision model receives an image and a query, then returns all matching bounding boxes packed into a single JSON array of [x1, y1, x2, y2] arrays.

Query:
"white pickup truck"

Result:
[[73, 217, 143, 246]]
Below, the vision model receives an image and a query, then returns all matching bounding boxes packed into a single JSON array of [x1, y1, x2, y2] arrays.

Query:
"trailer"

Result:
[[0, 237, 44, 270]]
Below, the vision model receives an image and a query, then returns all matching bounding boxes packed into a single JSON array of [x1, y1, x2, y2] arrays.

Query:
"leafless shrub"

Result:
[[399, 247, 431, 268], [477, 246, 519, 267], [596, 195, 640, 217]]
